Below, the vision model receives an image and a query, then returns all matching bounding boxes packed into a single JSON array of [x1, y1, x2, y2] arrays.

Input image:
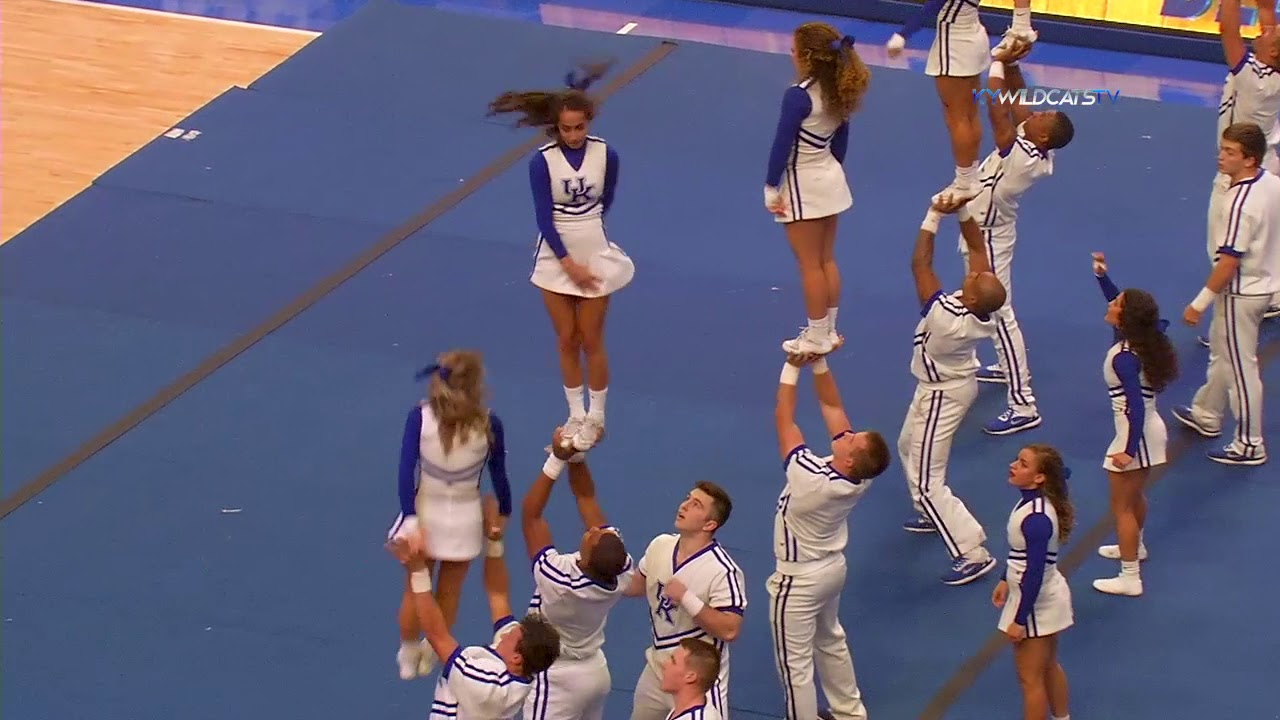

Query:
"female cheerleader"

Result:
[[1091, 252, 1178, 598], [384, 350, 512, 679], [992, 443, 1073, 720], [488, 62, 632, 452], [764, 23, 870, 356], [885, 0, 1038, 204]]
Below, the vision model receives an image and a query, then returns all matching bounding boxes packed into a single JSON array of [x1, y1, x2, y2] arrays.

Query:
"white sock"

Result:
[[588, 387, 607, 420], [807, 316, 831, 334], [400, 640, 418, 651], [1052, 715, 1070, 720], [565, 386, 586, 419], [1120, 560, 1140, 577], [827, 306, 839, 331], [955, 163, 978, 187], [1012, 6, 1031, 31]]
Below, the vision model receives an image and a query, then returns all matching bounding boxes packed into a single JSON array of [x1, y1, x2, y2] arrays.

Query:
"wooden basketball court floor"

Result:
[[0, 0, 317, 243]]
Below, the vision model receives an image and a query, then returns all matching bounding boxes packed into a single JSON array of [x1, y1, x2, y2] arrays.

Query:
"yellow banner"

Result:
[[974, 0, 1264, 36]]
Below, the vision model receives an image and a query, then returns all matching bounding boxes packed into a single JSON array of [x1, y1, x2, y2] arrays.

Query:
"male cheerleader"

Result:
[[624, 482, 745, 720], [660, 639, 724, 720], [901, 197, 1006, 585], [1174, 122, 1280, 466], [519, 428, 634, 720], [965, 42, 1074, 436], [409, 515, 562, 719], [770, 352, 891, 719]]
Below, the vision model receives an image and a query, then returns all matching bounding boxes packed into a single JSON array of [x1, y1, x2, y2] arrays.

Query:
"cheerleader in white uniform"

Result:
[[1090, 253, 1178, 598], [991, 443, 1073, 720], [384, 350, 512, 679], [886, 0, 1038, 204], [764, 23, 870, 356], [488, 63, 632, 453]]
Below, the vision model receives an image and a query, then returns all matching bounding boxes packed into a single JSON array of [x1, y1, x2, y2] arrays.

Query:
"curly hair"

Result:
[[1118, 289, 1179, 393], [1023, 444, 1074, 543], [486, 61, 613, 138], [792, 23, 871, 119], [423, 350, 489, 454]]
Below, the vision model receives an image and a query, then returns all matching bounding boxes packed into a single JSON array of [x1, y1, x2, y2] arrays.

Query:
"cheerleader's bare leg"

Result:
[[542, 289, 588, 441], [572, 295, 610, 450], [783, 218, 837, 355], [1044, 636, 1070, 720], [1093, 470, 1146, 597], [933, 75, 983, 204], [818, 215, 841, 341], [1012, 635, 1056, 720], [433, 559, 471, 628]]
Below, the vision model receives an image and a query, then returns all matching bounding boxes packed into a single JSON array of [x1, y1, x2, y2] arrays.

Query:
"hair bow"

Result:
[[830, 34, 855, 52], [414, 363, 451, 382]]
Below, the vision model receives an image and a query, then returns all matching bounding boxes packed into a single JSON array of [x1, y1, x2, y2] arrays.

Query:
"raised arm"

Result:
[[1260, 0, 1277, 31], [487, 413, 512, 519], [888, 0, 946, 46], [521, 453, 561, 564], [775, 357, 807, 461], [810, 359, 852, 439], [957, 208, 992, 274], [911, 208, 945, 307], [987, 57, 1031, 154], [1220, 0, 1249, 70], [411, 564, 460, 663], [566, 458, 608, 530], [483, 538, 514, 626]]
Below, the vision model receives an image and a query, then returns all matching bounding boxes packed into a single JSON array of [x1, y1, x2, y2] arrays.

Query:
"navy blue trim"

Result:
[[440, 645, 464, 679]]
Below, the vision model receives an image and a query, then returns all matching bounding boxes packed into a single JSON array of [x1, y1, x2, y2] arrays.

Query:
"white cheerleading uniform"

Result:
[[998, 490, 1073, 638], [667, 705, 723, 720], [763, 77, 852, 224], [898, 0, 990, 78], [1187, 170, 1280, 459], [963, 127, 1054, 416], [524, 539, 636, 720], [387, 405, 510, 562], [528, 136, 634, 298], [1217, 50, 1280, 174], [630, 535, 746, 720], [897, 290, 994, 558], [770, 444, 871, 720], [1095, 271, 1169, 472], [430, 617, 532, 719]]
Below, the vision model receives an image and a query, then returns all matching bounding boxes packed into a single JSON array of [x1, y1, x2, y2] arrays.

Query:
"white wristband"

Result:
[[679, 593, 706, 618], [812, 359, 829, 374], [989, 61, 1005, 79], [487, 539, 505, 558], [921, 209, 941, 234], [779, 363, 801, 385], [1191, 287, 1217, 312], [410, 568, 433, 593], [542, 455, 567, 479]]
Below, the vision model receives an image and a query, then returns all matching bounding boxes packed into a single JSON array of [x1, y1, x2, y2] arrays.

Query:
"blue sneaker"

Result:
[[941, 555, 997, 586], [1197, 335, 1210, 348], [1171, 405, 1220, 438], [983, 408, 1042, 436], [903, 515, 936, 533], [1208, 446, 1267, 466]]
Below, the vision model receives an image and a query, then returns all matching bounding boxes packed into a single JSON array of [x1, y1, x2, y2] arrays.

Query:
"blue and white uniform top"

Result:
[[527, 532, 636, 661], [1217, 50, 1280, 157], [1004, 489, 1061, 627], [774, 443, 870, 575], [764, 78, 849, 184], [897, 0, 983, 38], [1096, 273, 1161, 457], [1206, 169, 1280, 297], [912, 290, 995, 389], [965, 122, 1053, 235], [397, 405, 511, 518], [530, 136, 619, 261], [430, 617, 532, 719], [667, 704, 724, 720]]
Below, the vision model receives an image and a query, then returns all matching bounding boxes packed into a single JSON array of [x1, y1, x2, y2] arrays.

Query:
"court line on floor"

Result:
[[916, 338, 1280, 719], [46, 0, 322, 36], [0, 39, 679, 520]]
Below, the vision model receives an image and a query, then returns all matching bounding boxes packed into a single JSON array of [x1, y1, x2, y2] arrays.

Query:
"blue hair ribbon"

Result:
[[830, 34, 855, 52], [414, 363, 451, 382]]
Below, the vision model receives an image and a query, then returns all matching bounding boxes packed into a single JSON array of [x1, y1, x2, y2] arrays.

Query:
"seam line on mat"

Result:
[[914, 337, 1280, 719], [0, 39, 679, 520]]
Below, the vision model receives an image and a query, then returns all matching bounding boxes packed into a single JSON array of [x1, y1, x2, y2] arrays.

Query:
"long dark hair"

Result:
[[1024, 444, 1074, 543], [1118, 288, 1178, 393], [486, 61, 613, 138]]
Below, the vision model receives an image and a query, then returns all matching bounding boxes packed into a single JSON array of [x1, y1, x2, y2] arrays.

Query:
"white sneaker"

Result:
[[416, 640, 437, 677], [397, 643, 422, 680], [1093, 573, 1143, 597], [560, 417, 584, 449], [1098, 544, 1148, 561], [991, 27, 1038, 59], [572, 417, 604, 451], [931, 179, 979, 206], [782, 326, 836, 355]]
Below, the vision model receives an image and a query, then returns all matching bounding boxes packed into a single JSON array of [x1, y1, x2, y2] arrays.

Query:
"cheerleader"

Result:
[[991, 443, 1073, 720], [488, 62, 633, 452], [764, 23, 870, 355], [885, 1, 1037, 204], [1090, 253, 1178, 597], [384, 350, 512, 679]]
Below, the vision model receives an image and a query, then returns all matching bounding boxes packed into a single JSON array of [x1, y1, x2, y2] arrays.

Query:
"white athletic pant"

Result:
[[1190, 293, 1269, 458], [965, 230, 1037, 414], [898, 379, 987, 558], [523, 651, 610, 720], [630, 656, 729, 720], [767, 559, 866, 720]]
